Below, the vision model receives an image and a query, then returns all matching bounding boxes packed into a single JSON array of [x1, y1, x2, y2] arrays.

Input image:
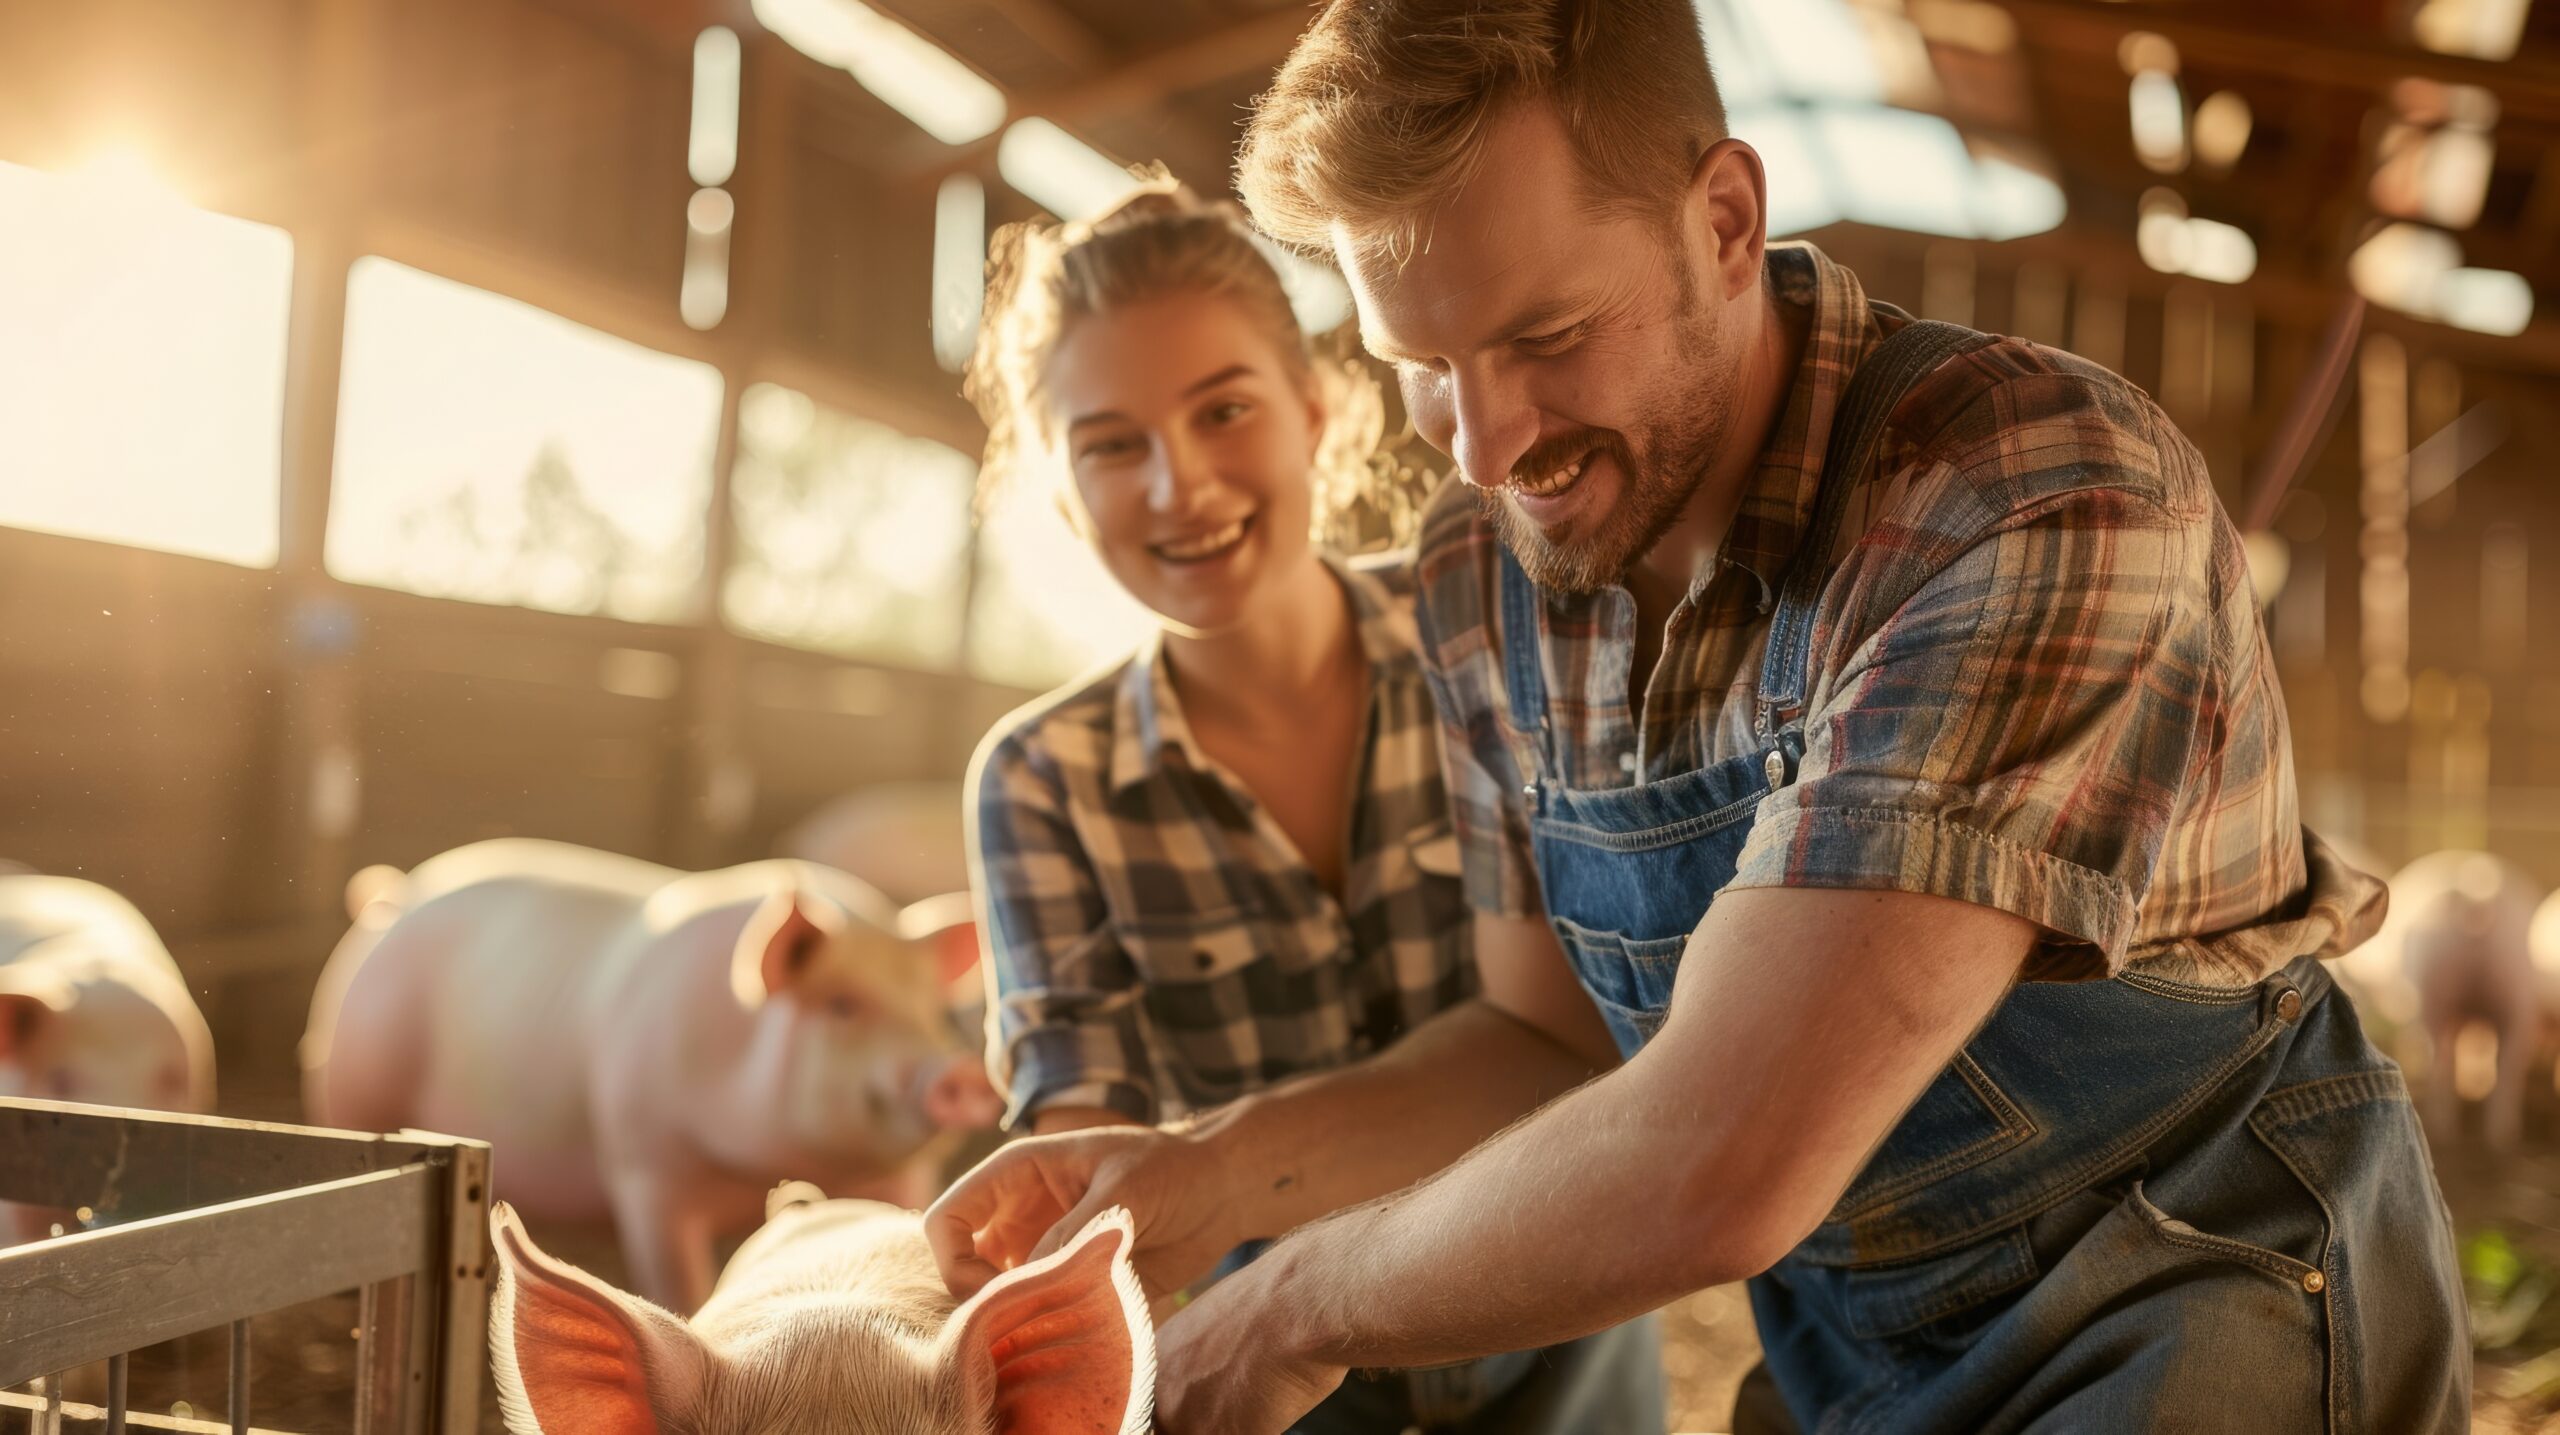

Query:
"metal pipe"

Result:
[[229, 1320, 250, 1435], [105, 1354, 128, 1435]]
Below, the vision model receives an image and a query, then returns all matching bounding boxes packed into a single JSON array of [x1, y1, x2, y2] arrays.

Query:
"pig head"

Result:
[[489, 1198, 1153, 1435], [611, 879, 1001, 1200], [0, 875, 214, 1113]]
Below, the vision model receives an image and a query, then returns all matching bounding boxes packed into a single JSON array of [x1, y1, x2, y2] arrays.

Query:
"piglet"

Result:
[[0, 872, 217, 1243], [490, 1194, 1153, 1435], [0, 872, 213, 1112], [302, 839, 1003, 1312], [2387, 850, 2547, 1151]]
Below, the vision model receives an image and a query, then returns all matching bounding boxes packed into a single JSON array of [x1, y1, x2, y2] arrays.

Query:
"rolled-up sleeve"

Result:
[[1729, 385, 2215, 979], [966, 732, 1155, 1126]]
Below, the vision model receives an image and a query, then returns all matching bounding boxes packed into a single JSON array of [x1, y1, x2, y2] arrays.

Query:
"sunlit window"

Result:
[[965, 478, 1154, 691], [723, 382, 975, 667], [325, 257, 723, 622], [0, 156, 291, 567]]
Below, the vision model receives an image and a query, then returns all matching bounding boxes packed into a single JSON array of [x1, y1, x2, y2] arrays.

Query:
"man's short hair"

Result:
[[1238, 0, 1728, 266]]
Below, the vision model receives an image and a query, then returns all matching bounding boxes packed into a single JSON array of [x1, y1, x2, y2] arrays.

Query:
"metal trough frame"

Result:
[[0, 1099, 491, 1435]]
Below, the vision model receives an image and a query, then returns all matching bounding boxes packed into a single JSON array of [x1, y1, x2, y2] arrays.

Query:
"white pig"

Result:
[[490, 1194, 1153, 1435], [2388, 850, 2547, 1151], [0, 873, 217, 1243], [0, 873, 214, 1111], [301, 839, 1003, 1311], [779, 781, 971, 908]]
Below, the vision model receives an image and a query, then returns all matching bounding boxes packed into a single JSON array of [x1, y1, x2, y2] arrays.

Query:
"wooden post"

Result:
[[273, 0, 379, 919], [431, 1141, 492, 1434]]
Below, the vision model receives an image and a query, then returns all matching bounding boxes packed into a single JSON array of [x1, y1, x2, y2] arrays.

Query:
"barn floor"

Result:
[[21, 1067, 2560, 1434]]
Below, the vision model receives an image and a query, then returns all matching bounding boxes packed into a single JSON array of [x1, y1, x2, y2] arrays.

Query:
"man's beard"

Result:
[[1482, 296, 1733, 595]]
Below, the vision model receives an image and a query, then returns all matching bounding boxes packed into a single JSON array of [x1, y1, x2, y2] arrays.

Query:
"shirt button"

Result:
[[1764, 750, 1787, 791], [2275, 989, 2303, 1022], [1619, 751, 1638, 774], [2301, 1269, 2326, 1294], [1194, 950, 1215, 971]]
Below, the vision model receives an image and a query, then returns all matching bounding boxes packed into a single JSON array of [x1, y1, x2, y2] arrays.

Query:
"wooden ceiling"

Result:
[[546, 0, 2560, 370]]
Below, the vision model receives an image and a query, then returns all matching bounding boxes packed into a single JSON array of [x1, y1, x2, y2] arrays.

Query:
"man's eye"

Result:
[[1518, 323, 1586, 355]]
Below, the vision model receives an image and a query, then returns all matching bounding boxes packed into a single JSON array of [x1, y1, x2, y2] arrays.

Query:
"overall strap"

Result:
[[1754, 317, 1990, 737]]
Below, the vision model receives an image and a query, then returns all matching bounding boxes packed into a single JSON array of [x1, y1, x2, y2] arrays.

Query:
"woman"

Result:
[[960, 182, 1663, 1433]]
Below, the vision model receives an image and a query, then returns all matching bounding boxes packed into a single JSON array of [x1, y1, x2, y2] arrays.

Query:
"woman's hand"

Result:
[[925, 1124, 1244, 1303]]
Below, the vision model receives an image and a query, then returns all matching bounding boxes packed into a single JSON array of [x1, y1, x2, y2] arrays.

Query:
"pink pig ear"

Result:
[[733, 886, 834, 1006], [487, 1203, 705, 1435], [945, 1207, 1155, 1435], [899, 891, 983, 991]]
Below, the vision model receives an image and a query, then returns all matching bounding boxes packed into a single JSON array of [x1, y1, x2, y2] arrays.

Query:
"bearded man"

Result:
[[930, 3, 2470, 1431]]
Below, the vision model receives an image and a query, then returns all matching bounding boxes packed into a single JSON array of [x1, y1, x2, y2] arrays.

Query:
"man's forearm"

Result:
[[1178, 888, 2030, 1377], [1185, 997, 1604, 1241], [1205, 1039, 1717, 1371]]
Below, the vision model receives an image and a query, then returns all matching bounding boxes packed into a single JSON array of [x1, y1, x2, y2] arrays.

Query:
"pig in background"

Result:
[[0, 869, 218, 1244], [300, 838, 1003, 1312], [490, 1185, 1153, 1435], [2344, 850, 2555, 1152], [779, 780, 970, 909]]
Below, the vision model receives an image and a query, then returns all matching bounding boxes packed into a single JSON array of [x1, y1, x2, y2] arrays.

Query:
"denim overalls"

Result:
[[1498, 320, 2469, 1433]]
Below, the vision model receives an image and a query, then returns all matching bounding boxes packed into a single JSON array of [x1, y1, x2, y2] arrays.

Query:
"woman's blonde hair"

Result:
[[964, 175, 1414, 548]]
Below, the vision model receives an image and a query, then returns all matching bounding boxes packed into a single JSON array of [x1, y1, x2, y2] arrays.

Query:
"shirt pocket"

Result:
[[1116, 909, 1267, 984], [1113, 909, 1283, 1109]]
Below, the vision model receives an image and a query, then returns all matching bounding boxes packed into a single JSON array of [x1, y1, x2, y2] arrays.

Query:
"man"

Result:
[[928, 3, 2471, 1431]]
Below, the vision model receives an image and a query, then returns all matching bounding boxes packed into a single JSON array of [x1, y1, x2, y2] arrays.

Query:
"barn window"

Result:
[[0, 155, 290, 567], [964, 464, 1154, 691], [723, 382, 975, 668], [324, 256, 722, 622]]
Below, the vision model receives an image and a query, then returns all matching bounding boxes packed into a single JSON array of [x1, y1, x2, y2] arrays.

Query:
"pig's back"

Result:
[[365, 843, 676, 1175], [0, 875, 181, 982]]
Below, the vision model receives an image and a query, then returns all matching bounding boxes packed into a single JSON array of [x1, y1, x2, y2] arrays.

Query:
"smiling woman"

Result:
[[0, 156, 292, 568]]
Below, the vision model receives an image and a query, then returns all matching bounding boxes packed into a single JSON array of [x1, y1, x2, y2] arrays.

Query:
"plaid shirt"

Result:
[[1415, 243, 2382, 986], [968, 550, 1474, 1127]]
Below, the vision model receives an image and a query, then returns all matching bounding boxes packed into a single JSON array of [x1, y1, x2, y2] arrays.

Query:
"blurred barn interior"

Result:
[[4, 0, 2560, 1428]]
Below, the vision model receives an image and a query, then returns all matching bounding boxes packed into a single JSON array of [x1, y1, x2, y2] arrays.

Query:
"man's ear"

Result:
[[943, 1207, 1155, 1435], [487, 1203, 706, 1435], [1687, 135, 1768, 303]]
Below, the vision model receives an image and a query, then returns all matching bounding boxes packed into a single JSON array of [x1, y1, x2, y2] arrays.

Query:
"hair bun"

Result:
[[1078, 168, 1255, 241]]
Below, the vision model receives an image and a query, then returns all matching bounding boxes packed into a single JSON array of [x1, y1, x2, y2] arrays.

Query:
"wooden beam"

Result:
[[0, 1098, 466, 1213], [1997, 0, 2560, 127], [0, 1165, 437, 1386], [1818, 220, 2560, 376], [870, 0, 1108, 73], [894, 7, 1314, 179]]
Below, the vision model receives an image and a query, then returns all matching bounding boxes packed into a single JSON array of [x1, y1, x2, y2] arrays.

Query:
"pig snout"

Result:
[[912, 1053, 1003, 1131]]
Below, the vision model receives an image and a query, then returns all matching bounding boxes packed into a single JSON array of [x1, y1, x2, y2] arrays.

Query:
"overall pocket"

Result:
[[1548, 916, 1686, 1051]]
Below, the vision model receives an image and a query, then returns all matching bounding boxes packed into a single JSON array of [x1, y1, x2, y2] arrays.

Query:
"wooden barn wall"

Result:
[[0, 0, 1026, 1102]]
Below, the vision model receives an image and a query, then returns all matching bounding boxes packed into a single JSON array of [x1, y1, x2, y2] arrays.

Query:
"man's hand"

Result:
[[1153, 1263, 1347, 1435], [924, 1124, 1239, 1302]]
